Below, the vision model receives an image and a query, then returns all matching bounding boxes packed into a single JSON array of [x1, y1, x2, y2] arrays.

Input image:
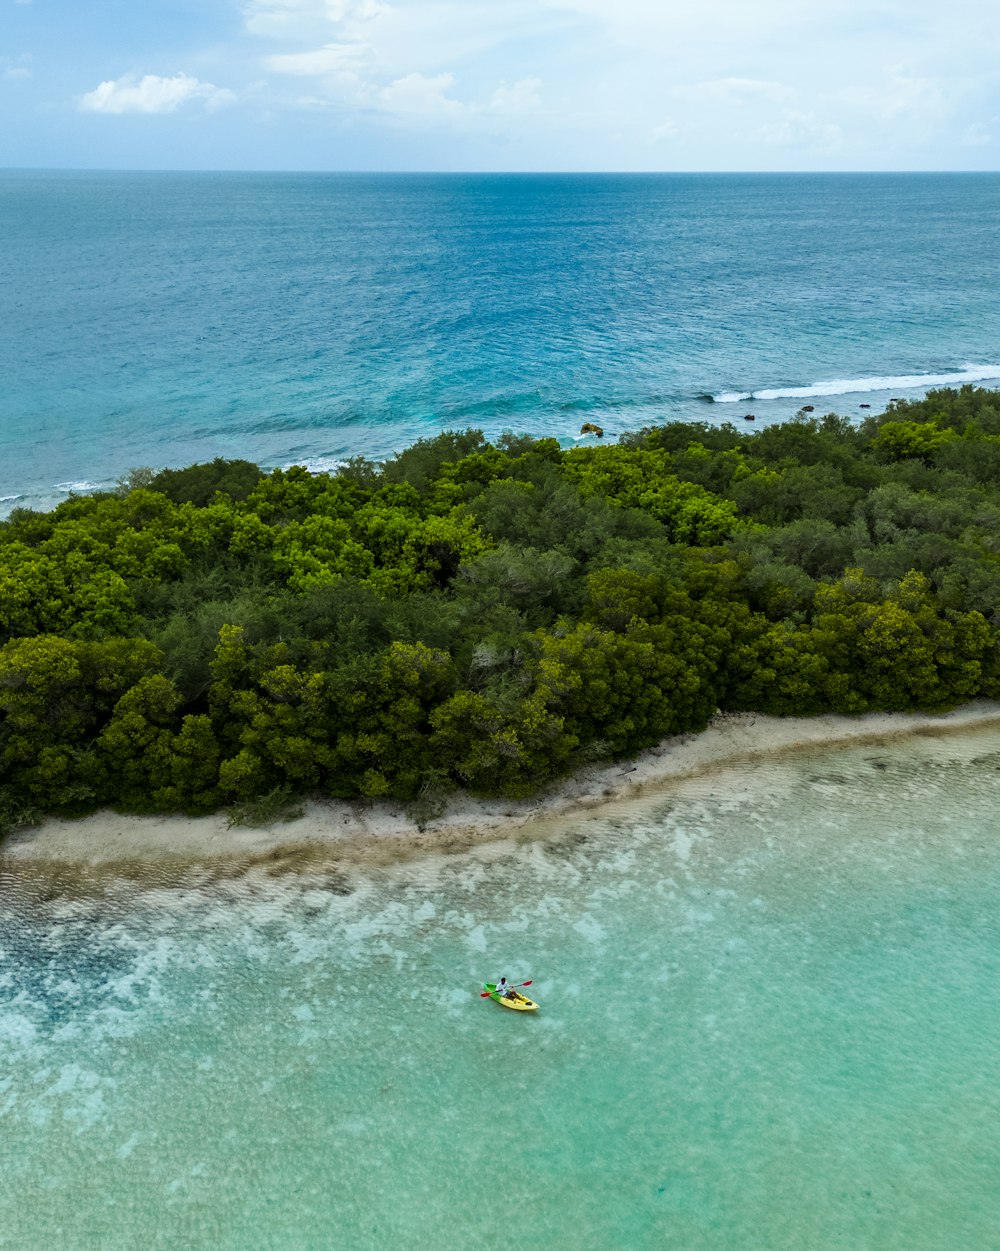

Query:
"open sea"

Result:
[[3, 724, 1000, 1249], [2, 170, 1000, 513]]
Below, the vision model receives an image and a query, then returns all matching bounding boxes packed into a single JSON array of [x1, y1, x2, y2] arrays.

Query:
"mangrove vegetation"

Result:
[[3, 385, 1000, 833]]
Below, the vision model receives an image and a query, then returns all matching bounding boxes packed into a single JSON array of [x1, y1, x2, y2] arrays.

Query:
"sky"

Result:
[[3, 0, 1000, 171]]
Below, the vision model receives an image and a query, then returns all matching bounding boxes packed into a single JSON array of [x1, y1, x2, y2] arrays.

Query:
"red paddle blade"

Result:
[[520, 981, 532, 987]]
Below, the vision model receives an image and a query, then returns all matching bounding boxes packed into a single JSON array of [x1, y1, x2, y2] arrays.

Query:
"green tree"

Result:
[[0, 635, 163, 810]]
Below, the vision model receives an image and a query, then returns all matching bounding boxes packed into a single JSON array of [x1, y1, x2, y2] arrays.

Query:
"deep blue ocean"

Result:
[[2, 170, 999, 514]]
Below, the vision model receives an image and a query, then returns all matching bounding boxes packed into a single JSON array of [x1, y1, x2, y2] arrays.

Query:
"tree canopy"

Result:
[[3, 385, 999, 832]]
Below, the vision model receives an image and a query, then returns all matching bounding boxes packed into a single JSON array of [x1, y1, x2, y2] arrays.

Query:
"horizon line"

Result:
[[2, 166, 1000, 177]]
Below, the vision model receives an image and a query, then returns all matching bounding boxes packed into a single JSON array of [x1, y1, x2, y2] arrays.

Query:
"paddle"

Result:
[[481, 981, 532, 998]]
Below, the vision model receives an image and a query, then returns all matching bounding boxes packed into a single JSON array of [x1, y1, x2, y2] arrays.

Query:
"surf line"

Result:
[[707, 364, 1000, 404]]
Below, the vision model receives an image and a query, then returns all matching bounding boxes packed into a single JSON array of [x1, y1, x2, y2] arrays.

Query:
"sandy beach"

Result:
[[3, 701, 999, 872]]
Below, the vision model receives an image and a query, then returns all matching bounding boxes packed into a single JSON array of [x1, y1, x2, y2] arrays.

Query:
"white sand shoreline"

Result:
[[4, 701, 1000, 872]]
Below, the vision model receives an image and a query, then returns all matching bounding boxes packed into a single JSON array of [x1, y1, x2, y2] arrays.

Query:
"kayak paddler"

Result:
[[496, 977, 515, 999]]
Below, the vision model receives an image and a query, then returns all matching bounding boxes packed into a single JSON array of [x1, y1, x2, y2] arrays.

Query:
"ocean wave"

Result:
[[54, 480, 105, 494], [284, 456, 351, 476], [710, 364, 1000, 404], [1, 480, 115, 517]]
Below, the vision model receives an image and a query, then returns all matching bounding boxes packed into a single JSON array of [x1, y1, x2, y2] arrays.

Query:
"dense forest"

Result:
[[3, 385, 1000, 834]]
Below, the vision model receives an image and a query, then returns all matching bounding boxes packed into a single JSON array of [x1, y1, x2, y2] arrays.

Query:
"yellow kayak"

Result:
[[484, 983, 538, 1011]]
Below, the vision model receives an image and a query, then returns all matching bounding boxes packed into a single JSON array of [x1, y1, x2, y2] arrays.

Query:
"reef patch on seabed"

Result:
[[3, 703, 999, 896]]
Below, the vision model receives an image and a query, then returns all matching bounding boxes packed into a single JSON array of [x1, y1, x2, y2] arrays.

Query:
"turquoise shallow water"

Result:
[[3, 171, 1000, 513], [3, 724, 1000, 1249]]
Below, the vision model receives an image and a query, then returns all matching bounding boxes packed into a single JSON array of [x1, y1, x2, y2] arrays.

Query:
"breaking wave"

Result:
[[710, 364, 1000, 404]]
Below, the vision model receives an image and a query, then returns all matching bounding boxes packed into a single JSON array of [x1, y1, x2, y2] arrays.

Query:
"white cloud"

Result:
[[4, 52, 32, 80], [247, 0, 562, 77], [961, 122, 994, 147], [377, 71, 463, 118], [244, 0, 321, 38], [245, 0, 389, 41], [79, 73, 236, 115], [294, 94, 334, 109], [266, 42, 370, 77], [648, 119, 679, 143], [846, 67, 947, 123], [537, 0, 813, 47], [256, 3, 548, 124], [489, 78, 541, 115], [758, 110, 842, 149], [226, 0, 1000, 166]]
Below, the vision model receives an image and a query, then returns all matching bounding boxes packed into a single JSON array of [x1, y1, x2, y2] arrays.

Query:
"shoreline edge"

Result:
[[4, 701, 1000, 872]]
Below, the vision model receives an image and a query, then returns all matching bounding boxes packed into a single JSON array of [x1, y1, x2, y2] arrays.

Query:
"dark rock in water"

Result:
[[800, 404, 814, 412], [580, 422, 604, 437], [859, 403, 871, 408], [743, 413, 756, 421]]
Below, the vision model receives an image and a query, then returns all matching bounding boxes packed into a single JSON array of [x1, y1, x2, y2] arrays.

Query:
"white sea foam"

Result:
[[54, 479, 104, 494], [283, 456, 350, 476], [712, 363, 1000, 404]]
